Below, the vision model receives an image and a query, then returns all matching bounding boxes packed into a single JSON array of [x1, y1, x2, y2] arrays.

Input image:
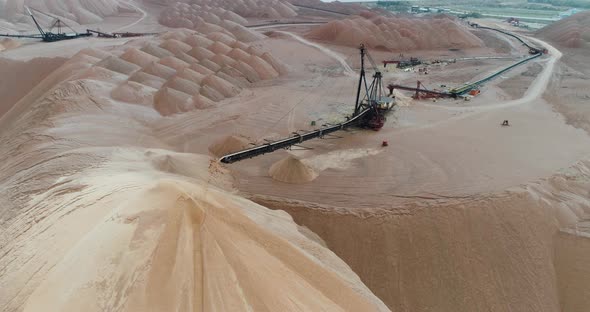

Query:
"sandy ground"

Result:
[[0, 57, 66, 117], [228, 31, 590, 209], [2, 3, 590, 312]]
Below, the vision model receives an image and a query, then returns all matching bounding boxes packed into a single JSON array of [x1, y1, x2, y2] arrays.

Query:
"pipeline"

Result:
[[0, 33, 42, 39], [290, 4, 352, 16], [246, 21, 327, 29]]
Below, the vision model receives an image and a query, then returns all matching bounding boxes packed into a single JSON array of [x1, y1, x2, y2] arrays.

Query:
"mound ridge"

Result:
[[56, 27, 285, 116], [159, 0, 294, 41], [538, 11, 590, 49], [307, 15, 483, 51]]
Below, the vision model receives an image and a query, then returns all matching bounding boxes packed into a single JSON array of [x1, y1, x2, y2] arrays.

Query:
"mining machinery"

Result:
[[388, 81, 455, 100], [0, 7, 91, 42], [354, 44, 395, 130], [218, 44, 396, 164]]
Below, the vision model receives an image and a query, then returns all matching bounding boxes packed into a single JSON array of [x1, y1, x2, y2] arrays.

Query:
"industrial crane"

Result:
[[0, 6, 91, 42], [354, 44, 395, 130], [219, 44, 396, 164]]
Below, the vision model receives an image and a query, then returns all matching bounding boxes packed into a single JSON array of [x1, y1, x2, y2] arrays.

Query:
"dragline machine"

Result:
[[0, 6, 91, 42], [219, 44, 396, 164]]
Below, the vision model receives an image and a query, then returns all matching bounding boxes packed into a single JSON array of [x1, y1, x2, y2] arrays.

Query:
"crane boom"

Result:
[[25, 6, 45, 37]]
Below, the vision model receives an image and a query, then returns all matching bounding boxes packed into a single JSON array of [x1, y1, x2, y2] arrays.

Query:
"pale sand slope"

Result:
[[0, 57, 66, 118], [254, 157, 590, 312], [159, 2, 268, 42], [537, 11, 590, 49], [0, 33, 388, 312], [555, 231, 590, 312], [154, 0, 297, 20], [307, 15, 483, 51]]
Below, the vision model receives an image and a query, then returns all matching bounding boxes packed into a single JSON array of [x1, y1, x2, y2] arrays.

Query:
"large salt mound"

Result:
[[0, 36, 391, 308], [209, 135, 251, 157], [160, 0, 297, 20], [307, 15, 483, 51], [538, 11, 590, 49], [269, 155, 318, 184], [159, 1, 289, 42], [38, 26, 286, 117]]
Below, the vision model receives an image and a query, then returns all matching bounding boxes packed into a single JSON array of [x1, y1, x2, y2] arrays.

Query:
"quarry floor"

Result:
[[210, 25, 590, 208]]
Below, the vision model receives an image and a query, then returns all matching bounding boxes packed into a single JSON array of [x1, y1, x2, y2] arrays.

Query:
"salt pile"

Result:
[[269, 155, 319, 183], [159, 1, 290, 42], [538, 11, 590, 49], [0, 37, 388, 311], [209, 135, 251, 157], [52, 27, 287, 116], [307, 15, 483, 51]]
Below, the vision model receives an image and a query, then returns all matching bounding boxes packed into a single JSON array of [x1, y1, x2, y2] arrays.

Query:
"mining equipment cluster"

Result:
[[387, 25, 547, 100], [86, 29, 159, 38], [383, 56, 422, 69], [0, 7, 91, 42], [0, 6, 157, 43], [219, 44, 396, 164]]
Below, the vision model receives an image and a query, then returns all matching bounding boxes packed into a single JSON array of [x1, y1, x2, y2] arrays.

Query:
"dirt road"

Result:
[[273, 31, 355, 76]]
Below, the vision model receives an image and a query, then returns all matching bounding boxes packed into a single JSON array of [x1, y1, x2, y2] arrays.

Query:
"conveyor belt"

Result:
[[219, 108, 372, 164], [476, 26, 536, 50], [450, 52, 542, 95]]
